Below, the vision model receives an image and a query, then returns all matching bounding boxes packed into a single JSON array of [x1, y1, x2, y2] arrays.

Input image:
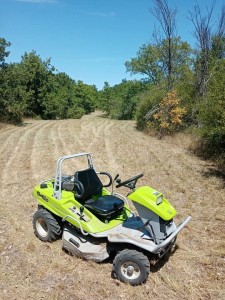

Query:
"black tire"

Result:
[[33, 208, 62, 242], [112, 249, 150, 285]]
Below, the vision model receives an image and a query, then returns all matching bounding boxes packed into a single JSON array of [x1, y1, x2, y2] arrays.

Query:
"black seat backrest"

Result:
[[74, 168, 103, 201]]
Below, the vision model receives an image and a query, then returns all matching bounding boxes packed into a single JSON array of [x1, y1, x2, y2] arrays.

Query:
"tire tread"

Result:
[[33, 208, 62, 242], [112, 249, 150, 285]]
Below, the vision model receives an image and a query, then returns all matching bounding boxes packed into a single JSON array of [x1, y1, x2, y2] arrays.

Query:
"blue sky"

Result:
[[1, 0, 224, 89]]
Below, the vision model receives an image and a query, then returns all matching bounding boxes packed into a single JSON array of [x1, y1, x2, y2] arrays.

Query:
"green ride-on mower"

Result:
[[32, 152, 191, 285]]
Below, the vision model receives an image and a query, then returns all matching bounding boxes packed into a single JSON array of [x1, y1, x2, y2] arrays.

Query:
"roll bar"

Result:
[[53, 152, 93, 200]]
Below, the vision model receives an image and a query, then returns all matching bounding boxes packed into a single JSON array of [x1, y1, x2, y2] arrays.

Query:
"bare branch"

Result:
[[150, 0, 177, 90], [188, 2, 216, 96], [145, 105, 160, 121], [217, 4, 225, 38], [150, 0, 177, 39]]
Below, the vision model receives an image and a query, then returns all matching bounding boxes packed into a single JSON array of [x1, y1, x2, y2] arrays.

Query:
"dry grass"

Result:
[[0, 111, 224, 300]]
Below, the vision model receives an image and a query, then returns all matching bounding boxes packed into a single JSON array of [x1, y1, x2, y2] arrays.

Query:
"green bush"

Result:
[[67, 106, 85, 119], [200, 128, 225, 157], [0, 63, 29, 124], [135, 85, 166, 130], [99, 80, 148, 120], [196, 60, 225, 167]]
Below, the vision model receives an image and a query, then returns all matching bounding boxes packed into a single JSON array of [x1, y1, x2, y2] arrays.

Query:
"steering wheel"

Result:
[[74, 180, 85, 199], [116, 173, 143, 189], [97, 171, 113, 187]]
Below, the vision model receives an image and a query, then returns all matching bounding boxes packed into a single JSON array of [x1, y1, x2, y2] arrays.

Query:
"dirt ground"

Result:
[[0, 111, 224, 300]]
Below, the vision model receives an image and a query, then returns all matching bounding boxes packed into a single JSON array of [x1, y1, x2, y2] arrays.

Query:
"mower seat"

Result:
[[74, 168, 124, 218], [84, 196, 124, 218]]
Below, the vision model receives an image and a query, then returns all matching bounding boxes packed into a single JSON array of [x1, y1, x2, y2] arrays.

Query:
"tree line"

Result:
[[0, 40, 97, 123], [0, 0, 224, 167]]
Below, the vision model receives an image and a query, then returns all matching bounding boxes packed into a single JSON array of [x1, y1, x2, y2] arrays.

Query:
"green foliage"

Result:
[[211, 34, 225, 59], [98, 80, 148, 120], [0, 63, 30, 123], [38, 76, 97, 120], [73, 80, 97, 114], [0, 37, 11, 68], [20, 51, 56, 118], [135, 85, 166, 130], [40, 72, 71, 119], [67, 106, 85, 119], [0, 40, 98, 123], [97, 81, 113, 114], [0, 28, 224, 169], [125, 37, 193, 88], [197, 59, 225, 166], [125, 44, 164, 83]]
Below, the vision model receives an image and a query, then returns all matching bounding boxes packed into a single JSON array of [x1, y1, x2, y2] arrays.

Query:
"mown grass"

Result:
[[0, 113, 224, 300]]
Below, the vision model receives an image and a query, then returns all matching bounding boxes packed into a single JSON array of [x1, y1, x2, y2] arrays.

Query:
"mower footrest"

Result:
[[62, 225, 109, 262]]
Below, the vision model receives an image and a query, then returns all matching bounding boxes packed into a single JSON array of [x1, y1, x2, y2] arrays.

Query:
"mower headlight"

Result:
[[156, 195, 163, 205]]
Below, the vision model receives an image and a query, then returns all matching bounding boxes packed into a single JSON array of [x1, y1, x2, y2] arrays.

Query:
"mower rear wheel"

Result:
[[33, 208, 62, 242], [112, 249, 150, 285]]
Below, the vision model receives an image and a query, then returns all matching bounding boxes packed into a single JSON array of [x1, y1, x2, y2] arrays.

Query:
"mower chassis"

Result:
[[62, 215, 191, 261]]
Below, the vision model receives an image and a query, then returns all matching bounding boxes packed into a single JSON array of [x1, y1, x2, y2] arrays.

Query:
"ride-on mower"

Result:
[[32, 152, 191, 285]]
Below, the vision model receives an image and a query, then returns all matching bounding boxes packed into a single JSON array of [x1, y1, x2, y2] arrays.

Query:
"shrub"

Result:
[[151, 90, 186, 136], [67, 106, 85, 119], [135, 85, 166, 130], [195, 60, 225, 168]]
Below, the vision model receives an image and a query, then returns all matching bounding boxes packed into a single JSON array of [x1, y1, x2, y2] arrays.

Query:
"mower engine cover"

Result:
[[128, 186, 176, 220]]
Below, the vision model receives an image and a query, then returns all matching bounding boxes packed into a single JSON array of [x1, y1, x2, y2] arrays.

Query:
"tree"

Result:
[[0, 63, 30, 123], [188, 3, 214, 96], [197, 59, 225, 168], [0, 38, 99, 123], [125, 44, 164, 83], [0, 37, 11, 68], [188, 3, 225, 97], [98, 81, 113, 114], [211, 4, 225, 60], [41, 74, 97, 120], [98, 80, 148, 120], [73, 80, 97, 114], [40, 72, 72, 119], [19, 51, 56, 117], [125, 37, 193, 86], [150, 0, 177, 90], [0, 39, 29, 123]]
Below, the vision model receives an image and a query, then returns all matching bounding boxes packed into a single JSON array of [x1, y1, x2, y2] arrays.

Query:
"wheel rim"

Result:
[[36, 217, 48, 238], [120, 261, 141, 280]]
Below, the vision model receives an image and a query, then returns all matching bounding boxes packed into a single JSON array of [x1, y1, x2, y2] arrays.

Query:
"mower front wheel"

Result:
[[112, 249, 150, 285], [33, 208, 62, 242]]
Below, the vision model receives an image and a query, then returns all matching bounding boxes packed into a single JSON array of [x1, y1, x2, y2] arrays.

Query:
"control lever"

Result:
[[79, 206, 84, 220], [114, 174, 120, 181], [112, 174, 120, 195]]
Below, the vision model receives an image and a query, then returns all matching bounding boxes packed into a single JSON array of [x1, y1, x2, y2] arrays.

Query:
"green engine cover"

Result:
[[127, 186, 176, 221]]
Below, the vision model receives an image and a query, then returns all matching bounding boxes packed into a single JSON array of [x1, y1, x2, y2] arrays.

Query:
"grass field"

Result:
[[0, 112, 224, 300]]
